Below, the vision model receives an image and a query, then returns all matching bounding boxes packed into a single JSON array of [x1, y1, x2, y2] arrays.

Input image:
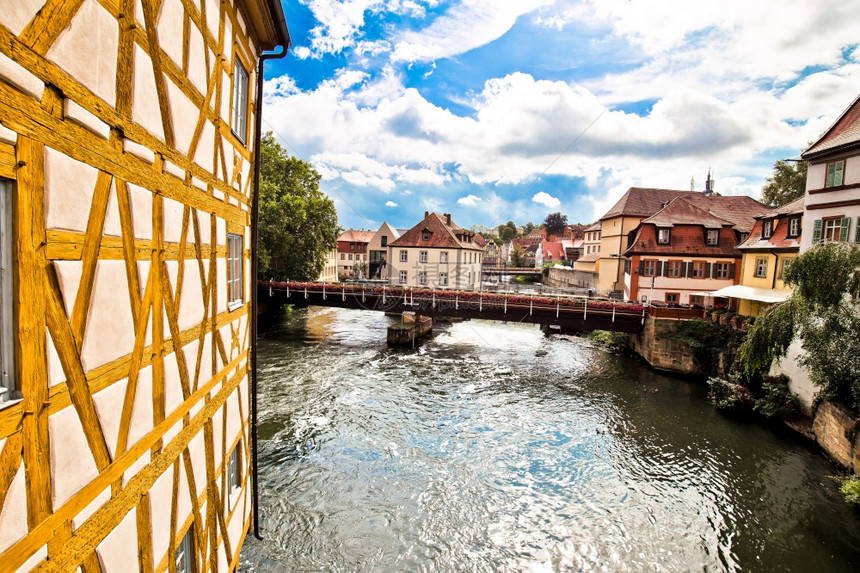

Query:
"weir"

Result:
[[259, 281, 646, 334]]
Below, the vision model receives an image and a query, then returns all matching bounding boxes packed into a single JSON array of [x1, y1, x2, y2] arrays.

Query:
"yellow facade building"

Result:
[[0, 0, 289, 571]]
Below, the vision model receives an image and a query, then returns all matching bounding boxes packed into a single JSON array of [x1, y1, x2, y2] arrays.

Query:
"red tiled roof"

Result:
[[390, 212, 482, 250], [643, 197, 733, 229], [578, 252, 600, 262], [542, 241, 565, 261], [585, 222, 601, 232], [337, 229, 375, 243], [766, 196, 805, 217], [681, 194, 770, 232], [624, 217, 741, 258], [601, 188, 693, 220], [802, 94, 860, 160], [739, 200, 804, 252]]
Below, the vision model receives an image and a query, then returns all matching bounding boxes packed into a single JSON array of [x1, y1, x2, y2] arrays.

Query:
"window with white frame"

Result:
[[823, 218, 843, 242], [0, 181, 15, 406], [715, 262, 730, 279], [825, 160, 844, 188], [419, 251, 428, 263], [227, 233, 243, 309], [755, 257, 767, 278], [780, 258, 792, 278], [692, 262, 705, 278], [418, 271, 427, 285], [667, 260, 682, 277], [175, 528, 194, 573], [399, 250, 407, 262], [642, 260, 657, 276], [657, 228, 670, 244], [231, 59, 249, 144], [439, 272, 448, 286], [340, 253, 345, 260], [788, 217, 801, 237], [762, 220, 773, 238], [228, 444, 242, 506], [706, 229, 719, 245], [440, 251, 448, 263], [422, 231, 430, 241], [399, 271, 407, 284]]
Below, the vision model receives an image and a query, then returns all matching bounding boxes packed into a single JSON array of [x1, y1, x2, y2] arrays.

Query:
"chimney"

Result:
[[424, 211, 429, 218], [445, 213, 451, 226]]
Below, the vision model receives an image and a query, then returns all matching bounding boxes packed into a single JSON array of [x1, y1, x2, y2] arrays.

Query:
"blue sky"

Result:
[[262, 0, 860, 232]]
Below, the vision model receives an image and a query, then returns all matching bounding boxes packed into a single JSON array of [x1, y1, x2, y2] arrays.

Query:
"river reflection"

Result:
[[240, 306, 860, 572]]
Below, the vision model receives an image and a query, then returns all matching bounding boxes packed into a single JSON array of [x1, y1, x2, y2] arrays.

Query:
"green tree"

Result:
[[740, 242, 860, 409], [258, 133, 340, 281], [524, 221, 535, 234], [498, 221, 517, 242], [544, 212, 568, 236], [761, 160, 807, 207], [510, 244, 527, 267]]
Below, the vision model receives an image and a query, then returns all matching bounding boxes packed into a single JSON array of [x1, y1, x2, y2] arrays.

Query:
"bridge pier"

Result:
[[387, 312, 433, 346]]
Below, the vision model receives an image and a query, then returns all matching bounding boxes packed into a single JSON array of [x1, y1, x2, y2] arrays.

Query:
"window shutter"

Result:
[[812, 219, 822, 243], [705, 262, 712, 278], [729, 262, 736, 279], [638, 260, 644, 275], [840, 217, 851, 242], [855, 217, 860, 243], [682, 262, 689, 277]]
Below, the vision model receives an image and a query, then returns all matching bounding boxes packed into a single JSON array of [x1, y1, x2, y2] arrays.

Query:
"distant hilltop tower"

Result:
[[704, 168, 715, 195]]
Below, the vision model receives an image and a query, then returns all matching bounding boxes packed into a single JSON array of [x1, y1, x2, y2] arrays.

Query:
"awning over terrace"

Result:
[[690, 285, 791, 304]]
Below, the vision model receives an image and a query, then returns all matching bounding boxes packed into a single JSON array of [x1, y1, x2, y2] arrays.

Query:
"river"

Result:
[[239, 306, 860, 572]]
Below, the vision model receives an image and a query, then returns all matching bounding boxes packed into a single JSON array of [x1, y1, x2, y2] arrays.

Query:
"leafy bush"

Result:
[[838, 475, 860, 505], [670, 318, 742, 377], [754, 375, 801, 419], [707, 375, 755, 414], [587, 330, 628, 348]]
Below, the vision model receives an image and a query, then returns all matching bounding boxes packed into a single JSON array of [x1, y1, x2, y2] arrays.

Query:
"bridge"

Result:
[[481, 266, 542, 279], [259, 281, 646, 333]]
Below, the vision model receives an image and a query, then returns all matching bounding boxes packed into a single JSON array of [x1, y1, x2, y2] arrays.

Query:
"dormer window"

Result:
[[422, 231, 430, 241], [657, 228, 670, 244], [762, 220, 773, 238], [788, 217, 800, 237], [706, 229, 719, 246]]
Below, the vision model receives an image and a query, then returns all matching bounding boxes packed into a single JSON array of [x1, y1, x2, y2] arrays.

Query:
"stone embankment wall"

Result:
[[628, 316, 703, 376], [813, 402, 860, 472], [545, 267, 597, 289]]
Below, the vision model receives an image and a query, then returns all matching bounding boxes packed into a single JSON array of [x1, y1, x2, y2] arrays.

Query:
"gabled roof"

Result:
[[542, 241, 566, 261], [337, 229, 375, 243], [390, 212, 482, 250], [739, 198, 804, 252], [802, 93, 860, 160], [601, 188, 693, 220], [585, 222, 601, 232], [642, 197, 734, 230], [681, 194, 771, 232], [761, 196, 805, 218]]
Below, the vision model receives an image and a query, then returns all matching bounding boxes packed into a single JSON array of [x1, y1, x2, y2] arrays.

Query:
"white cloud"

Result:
[[392, 0, 554, 62], [532, 191, 560, 209], [457, 194, 482, 206], [385, 200, 398, 207]]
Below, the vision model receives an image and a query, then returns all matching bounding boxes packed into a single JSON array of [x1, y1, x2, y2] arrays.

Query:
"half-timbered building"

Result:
[[0, 0, 289, 570]]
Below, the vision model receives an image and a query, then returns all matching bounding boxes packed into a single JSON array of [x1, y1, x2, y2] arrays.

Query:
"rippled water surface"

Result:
[[240, 307, 860, 572]]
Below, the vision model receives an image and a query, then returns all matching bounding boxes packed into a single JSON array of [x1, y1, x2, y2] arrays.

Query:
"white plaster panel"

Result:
[[187, 22, 208, 96], [96, 507, 138, 572], [166, 79, 199, 157], [193, 120, 216, 173], [127, 365, 154, 449], [132, 44, 165, 142], [178, 262, 205, 331], [0, 464, 27, 553], [197, 332, 214, 386], [220, 71, 232, 124], [162, 417, 182, 447], [148, 464, 174, 565], [48, 0, 118, 106], [240, 160, 252, 197], [216, 258, 226, 314], [176, 461, 192, 531], [124, 138, 157, 164], [71, 487, 110, 531], [156, 0, 185, 70], [219, 323, 233, 363], [197, 211, 212, 244], [212, 404, 224, 473], [164, 159, 186, 180], [238, 376, 249, 424], [103, 179, 123, 237], [45, 148, 98, 233], [46, 330, 65, 388], [228, 195, 238, 207], [64, 99, 110, 140], [212, 189, 225, 201], [216, 217, 226, 246], [135, 260, 153, 348], [163, 195, 185, 244], [93, 377, 129, 459], [227, 497, 245, 554], [164, 350, 184, 416], [191, 176, 207, 192], [218, 545, 229, 573], [122, 449, 150, 487], [53, 260, 83, 320], [235, 8, 246, 36], [0, 50, 45, 99], [225, 390, 241, 449], [128, 182, 153, 240], [81, 261, 136, 371], [188, 431, 207, 495], [224, 17, 233, 64], [205, 0, 219, 38], [181, 339, 200, 390], [49, 405, 100, 509], [0, 123, 17, 145], [0, 0, 43, 35]]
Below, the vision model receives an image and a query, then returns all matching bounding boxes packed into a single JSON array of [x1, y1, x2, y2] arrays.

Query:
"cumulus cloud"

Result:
[[532, 192, 561, 209], [457, 194, 482, 206], [385, 200, 398, 207]]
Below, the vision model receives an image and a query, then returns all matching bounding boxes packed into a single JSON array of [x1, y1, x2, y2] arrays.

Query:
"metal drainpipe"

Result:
[[251, 22, 290, 540]]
